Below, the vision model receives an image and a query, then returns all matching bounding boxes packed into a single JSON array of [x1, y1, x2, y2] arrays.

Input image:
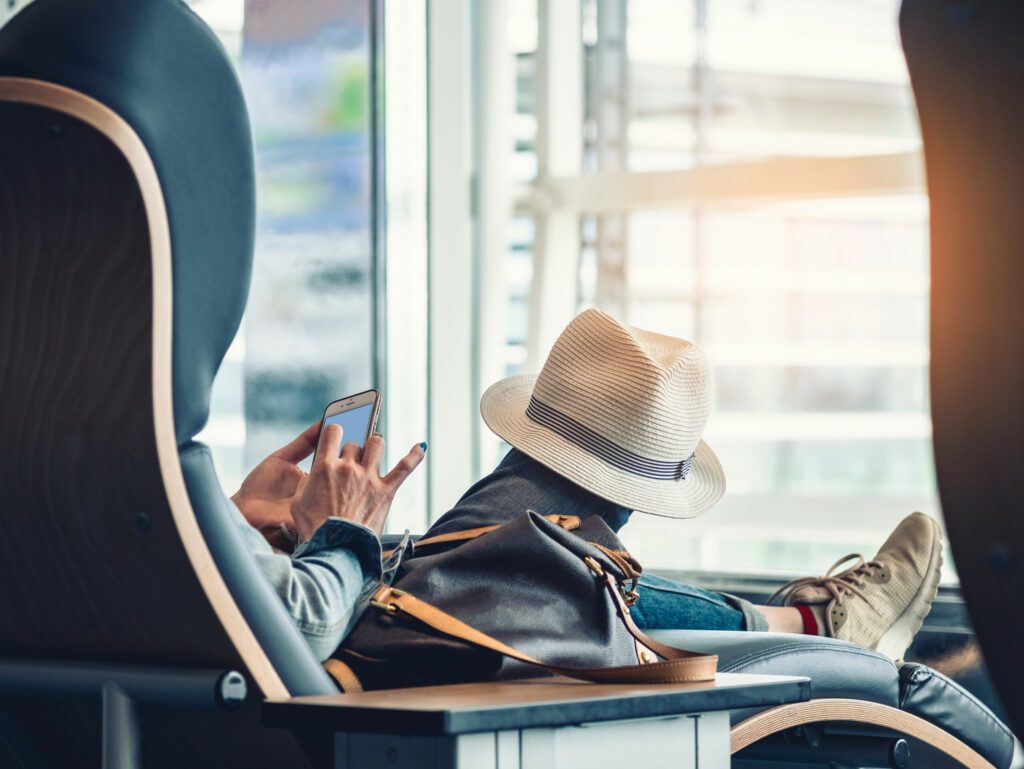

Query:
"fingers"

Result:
[[313, 423, 344, 470], [340, 441, 362, 463], [272, 421, 322, 464], [361, 432, 385, 471], [383, 442, 426, 489]]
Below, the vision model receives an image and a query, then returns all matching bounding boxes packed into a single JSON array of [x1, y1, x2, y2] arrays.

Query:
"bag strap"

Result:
[[324, 658, 364, 693], [382, 514, 581, 558], [368, 577, 718, 685]]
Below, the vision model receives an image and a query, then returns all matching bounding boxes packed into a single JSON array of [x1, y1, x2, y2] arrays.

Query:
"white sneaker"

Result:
[[770, 512, 943, 662]]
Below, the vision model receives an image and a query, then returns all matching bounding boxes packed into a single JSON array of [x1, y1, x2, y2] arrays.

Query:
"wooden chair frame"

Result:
[[731, 699, 996, 768]]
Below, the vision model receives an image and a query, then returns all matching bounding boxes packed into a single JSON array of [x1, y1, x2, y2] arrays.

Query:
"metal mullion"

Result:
[[527, 0, 584, 371], [693, 0, 710, 344], [510, 152, 925, 214], [474, 0, 514, 473], [426, 0, 477, 521], [593, 0, 630, 323], [370, 0, 388, 435]]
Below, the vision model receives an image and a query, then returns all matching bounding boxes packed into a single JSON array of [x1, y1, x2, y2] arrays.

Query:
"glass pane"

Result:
[[494, 0, 939, 577], [704, 0, 919, 162], [625, 0, 698, 171], [189, 1, 377, 492], [619, 0, 921, 170], [0, 2, 381, 496]]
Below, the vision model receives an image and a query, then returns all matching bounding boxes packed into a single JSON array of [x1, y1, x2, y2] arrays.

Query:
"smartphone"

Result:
[[315, 389, 382, 459]]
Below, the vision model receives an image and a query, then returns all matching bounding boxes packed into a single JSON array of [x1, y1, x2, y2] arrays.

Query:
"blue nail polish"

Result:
[[420, 441, 428, 451]]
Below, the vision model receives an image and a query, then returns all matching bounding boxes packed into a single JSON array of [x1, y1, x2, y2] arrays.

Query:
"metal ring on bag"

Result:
[[622, 578, 640, 607]]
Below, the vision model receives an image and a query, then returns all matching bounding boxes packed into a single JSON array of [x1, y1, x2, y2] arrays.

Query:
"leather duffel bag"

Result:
[[326, 510, 717, 692]]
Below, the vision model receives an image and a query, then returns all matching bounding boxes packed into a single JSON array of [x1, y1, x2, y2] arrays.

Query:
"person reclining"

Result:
[[229, 309, 942, 664]]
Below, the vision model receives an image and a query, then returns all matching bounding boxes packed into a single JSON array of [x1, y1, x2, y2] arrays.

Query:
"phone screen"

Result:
[[323, 403, 375, 451]]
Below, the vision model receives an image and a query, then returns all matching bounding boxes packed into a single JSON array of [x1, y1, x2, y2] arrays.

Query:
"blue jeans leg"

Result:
[[631, 573, 757, 631]]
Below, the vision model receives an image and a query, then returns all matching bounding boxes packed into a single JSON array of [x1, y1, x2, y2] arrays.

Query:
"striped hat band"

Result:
[[525, 396, 695, 481]]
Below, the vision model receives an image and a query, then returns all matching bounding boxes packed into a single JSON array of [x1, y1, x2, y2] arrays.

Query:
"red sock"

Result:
[[795, 604, 819, 636]]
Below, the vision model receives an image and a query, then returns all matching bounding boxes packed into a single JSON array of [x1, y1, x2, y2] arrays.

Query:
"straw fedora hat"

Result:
[[480, 308, 725, 518]]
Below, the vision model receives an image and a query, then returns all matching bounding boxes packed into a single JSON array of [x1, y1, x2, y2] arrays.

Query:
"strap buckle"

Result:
[[370, 587, 406, 614]]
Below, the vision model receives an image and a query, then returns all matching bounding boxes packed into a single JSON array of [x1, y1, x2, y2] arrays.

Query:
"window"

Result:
[[4, 0, 939, 575], [190, 0, 428, 532], [473, 0, 938, 577], [3, 0, 382, 497], [1, 0, 429, 531]]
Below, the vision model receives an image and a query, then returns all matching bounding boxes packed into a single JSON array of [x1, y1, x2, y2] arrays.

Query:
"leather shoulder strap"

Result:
[[369, 583, 718, 685], [324, 658, 364, 692], [383, 514, 581, 558]]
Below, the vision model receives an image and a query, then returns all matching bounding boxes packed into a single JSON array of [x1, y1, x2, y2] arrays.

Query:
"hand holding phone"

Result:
[[291, 390, 426, 540]]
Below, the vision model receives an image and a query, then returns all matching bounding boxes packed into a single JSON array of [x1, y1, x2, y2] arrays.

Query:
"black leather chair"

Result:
[[649, 630, 1015, 768]]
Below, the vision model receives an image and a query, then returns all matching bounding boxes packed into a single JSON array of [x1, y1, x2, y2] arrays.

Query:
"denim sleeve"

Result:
[[230, 502, 382, 662]]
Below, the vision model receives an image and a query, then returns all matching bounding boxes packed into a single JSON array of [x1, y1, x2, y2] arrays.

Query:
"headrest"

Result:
[[0, 0, 255, 446]]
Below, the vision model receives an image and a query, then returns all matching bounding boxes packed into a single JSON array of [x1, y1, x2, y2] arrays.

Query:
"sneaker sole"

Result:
[[871, 515, 944, 663]]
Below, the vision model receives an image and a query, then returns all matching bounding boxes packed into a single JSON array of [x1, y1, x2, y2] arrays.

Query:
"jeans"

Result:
[[633, 574, 767, 631], [426, 448, 767, 632]]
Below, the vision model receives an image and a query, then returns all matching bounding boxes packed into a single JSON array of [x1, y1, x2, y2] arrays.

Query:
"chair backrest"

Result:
[[0, 0, 333, 701], [901, 0, 1024, 736]]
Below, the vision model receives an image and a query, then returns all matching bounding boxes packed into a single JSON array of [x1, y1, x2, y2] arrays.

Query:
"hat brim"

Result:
[[480, 374, 726, 519]]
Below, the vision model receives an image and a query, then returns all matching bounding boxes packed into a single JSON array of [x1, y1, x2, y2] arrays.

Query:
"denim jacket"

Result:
[[228, 499, 407, 661]]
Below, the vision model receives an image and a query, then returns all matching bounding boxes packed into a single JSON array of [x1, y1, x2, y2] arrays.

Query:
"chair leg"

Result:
[[102, 684, 139, 769], [730, 698, 995, 769]]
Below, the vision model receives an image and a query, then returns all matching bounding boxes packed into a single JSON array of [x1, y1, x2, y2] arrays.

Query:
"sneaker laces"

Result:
[[768, 554, 885, 615]]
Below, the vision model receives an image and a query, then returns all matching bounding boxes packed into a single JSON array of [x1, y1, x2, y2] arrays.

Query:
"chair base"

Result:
[[0, 659, 248, 769]]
